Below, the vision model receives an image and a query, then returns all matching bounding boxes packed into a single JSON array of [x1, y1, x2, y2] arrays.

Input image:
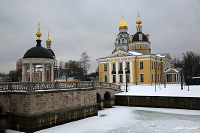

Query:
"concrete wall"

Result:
[[0, 89, 97, 132], [0, 87, 121, 132], [116, 95, 200, 110]]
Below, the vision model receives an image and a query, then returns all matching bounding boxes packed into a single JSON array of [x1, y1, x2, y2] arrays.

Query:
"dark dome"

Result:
[[23, 46, 54, 59], [132, 32, 148, 42], [48, 49, 55, 57]]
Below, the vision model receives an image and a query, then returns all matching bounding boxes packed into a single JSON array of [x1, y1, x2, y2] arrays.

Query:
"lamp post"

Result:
[[164, 74, 166, 88], [180, 69, 183, 90], [125, 68, 128, 92]]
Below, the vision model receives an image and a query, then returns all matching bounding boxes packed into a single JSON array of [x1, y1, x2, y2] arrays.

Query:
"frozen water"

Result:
[[6, 106, 200, 133]]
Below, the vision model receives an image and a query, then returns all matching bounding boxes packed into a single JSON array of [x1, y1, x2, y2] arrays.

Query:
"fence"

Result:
[[0, 81, 121, 92]]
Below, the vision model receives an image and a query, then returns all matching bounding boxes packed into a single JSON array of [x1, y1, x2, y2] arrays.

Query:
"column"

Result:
[[130, 60, 133, 84], [51, 63, 54, 82], [29, 63, 33, 82], [33, 65, 35, 82], [42, 63, 45, 82], [22, 64, 25, 82], [116, 62, 119, 84], [109, 62, 112, 83], [122, 61, 126, 85]]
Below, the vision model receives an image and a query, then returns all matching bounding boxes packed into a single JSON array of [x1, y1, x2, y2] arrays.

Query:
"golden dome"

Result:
[[136, 18, 142, 25], [119, 18, 128, 29], [36, 23, 42, 40], [46, 32, 52, 44]]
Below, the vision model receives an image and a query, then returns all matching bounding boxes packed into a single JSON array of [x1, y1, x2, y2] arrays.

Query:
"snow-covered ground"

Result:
[[119, 84, 200, 97], [7, 106, 200, 133]]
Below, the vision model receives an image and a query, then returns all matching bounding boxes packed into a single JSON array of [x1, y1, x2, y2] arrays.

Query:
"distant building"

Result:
[[97, 15, 181, 85]]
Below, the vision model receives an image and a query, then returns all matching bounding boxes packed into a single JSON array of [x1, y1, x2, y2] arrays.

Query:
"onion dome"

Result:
[[36, 23, 42, 40], [136, 18, 142, 26], [46, 32, 52, 44], [119, 17, 128, 29], [23, 24, 54, 59]]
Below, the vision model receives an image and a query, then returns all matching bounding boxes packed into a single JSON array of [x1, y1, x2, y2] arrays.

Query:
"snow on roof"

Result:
[[165, 67, 182, 73], [193, 77, 200, 79], [128, 51, 143, 56], [155, 53, 168, 58]]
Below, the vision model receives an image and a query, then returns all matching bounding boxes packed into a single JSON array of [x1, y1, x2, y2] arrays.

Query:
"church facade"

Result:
[[97, 16, 181, 85]]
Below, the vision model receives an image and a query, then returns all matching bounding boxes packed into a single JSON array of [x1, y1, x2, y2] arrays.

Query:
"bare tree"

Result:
[[65, 60, 84, 80], [174, 51, 200, 80], [80, 52, 90, 75]]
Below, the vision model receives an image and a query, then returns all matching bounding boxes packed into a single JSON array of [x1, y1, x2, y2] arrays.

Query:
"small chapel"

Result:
[[97, 15, 181, 85], [21, 24, 56, 82]]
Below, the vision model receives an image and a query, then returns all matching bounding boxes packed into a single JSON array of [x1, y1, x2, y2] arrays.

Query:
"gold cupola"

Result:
[[36, 23, 42, 40], [46, 32, 52, 44], [136, 12, 142, 26], [119, 17, 128, 29], [136, 17, 142, 26]]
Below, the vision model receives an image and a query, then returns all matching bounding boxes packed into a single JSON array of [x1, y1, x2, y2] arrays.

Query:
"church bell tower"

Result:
[[114, 17, 130, 51]]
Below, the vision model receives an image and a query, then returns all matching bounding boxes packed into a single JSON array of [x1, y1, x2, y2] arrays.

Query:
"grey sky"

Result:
[[0, 0, 200, 73]]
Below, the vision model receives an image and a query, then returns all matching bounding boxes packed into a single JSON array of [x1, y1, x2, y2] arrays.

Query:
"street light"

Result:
[[125, 67, 128, 92], [180, 69, 183, 90]]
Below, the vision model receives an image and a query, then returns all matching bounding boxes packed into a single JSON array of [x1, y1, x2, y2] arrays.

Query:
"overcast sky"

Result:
[[0, 0, 200, 73]]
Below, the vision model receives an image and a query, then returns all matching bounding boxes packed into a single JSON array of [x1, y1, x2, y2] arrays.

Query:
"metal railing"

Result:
[[0, 81, 121, 92]]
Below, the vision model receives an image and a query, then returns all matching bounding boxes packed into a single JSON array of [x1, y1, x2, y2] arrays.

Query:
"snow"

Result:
[[118, 84, 200, 97], [156, 54, 166, 58], [128, 51, 143, 56], [6, 106, 200, 133]]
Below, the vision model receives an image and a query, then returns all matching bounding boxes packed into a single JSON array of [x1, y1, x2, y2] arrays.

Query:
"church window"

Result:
[[154, 62, 156, 70], [118, 39, 120, 44], [139, 34, 143, 40], [119, 63, 123, 71], [113, 75, 116, 83], [152, 62, 154, 69], [120, 75, 123, 82], [104, 75, 107, 83], [140, 74, 144, 82], [126, 75, 130, 82], [134, 45, 136, 50], [140, 61, 144, 69], [104, 64, 107, 72], [152, 74, 155, 82], [126, 62, 130, 70], [112, 63, 116, 71], [160, 74, 162, 82], [140, 45, 142, 49]]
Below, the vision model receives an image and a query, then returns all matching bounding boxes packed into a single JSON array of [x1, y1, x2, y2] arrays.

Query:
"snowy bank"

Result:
[[118, 84, 200, 97]]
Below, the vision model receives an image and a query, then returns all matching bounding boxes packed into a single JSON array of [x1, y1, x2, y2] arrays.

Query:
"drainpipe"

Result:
[[150, 55, 152, 85], [135, 56, 138, 85]]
